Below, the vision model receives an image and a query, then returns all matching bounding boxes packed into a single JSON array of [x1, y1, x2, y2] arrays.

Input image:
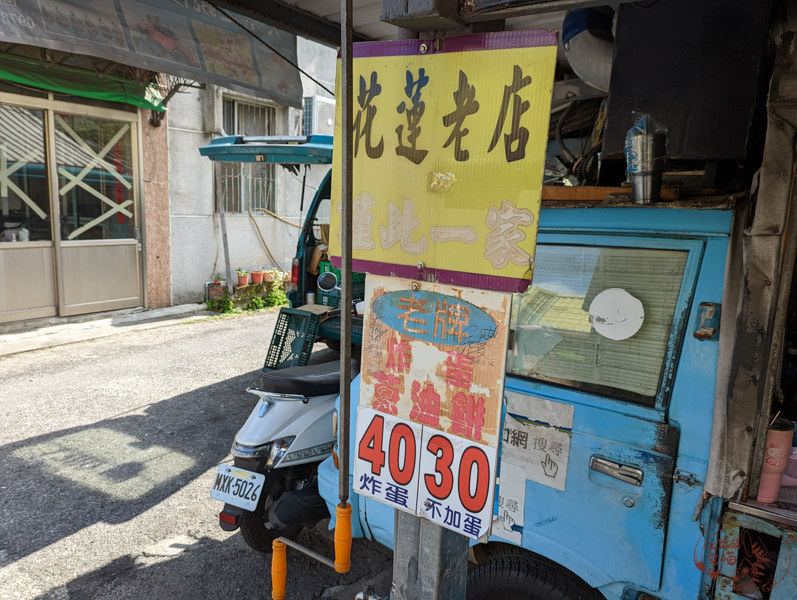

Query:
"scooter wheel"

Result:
[[239, 496, 301, 553]]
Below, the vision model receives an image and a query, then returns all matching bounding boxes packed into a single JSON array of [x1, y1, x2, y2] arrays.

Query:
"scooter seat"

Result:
[[259, 360, 360, 396]]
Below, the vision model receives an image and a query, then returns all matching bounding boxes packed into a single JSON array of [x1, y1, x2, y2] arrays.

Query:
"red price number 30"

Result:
[[424, 434, 491, 514]]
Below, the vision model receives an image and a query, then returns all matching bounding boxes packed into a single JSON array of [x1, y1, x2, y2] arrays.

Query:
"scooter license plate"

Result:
[[210, 465, 265, 512]]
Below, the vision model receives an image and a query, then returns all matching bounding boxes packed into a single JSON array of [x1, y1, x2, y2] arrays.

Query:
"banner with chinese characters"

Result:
[[329, 30, 557, 293], [353, 275, 511, 539], [0, 0, 301, 108]]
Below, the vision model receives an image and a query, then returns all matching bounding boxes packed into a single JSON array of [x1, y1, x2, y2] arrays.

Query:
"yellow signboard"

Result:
[[330, 31, 557, 292]]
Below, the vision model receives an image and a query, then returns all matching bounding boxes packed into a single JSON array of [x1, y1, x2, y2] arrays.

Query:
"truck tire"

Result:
[[467, 549, 603, 600]]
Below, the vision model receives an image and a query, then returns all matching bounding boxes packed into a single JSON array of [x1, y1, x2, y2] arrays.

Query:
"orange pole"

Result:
[[334, 502, 352, 573], [271, 538, 287, 600]]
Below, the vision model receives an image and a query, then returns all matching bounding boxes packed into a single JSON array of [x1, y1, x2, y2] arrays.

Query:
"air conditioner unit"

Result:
[[303, 96, 335, 136]]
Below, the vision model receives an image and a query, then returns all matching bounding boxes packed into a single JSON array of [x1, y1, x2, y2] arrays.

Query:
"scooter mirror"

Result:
[[317, 271, 339, 292]]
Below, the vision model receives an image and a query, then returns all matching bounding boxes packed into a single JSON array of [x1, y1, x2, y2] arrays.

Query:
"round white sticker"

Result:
[[588, 288, 645, 341]]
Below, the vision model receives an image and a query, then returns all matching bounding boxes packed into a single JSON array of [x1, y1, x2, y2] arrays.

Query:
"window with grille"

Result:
[[217, 98, 276, 213]]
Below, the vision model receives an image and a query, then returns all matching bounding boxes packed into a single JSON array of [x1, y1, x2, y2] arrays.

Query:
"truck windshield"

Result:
[[508, 244, 688, 406]]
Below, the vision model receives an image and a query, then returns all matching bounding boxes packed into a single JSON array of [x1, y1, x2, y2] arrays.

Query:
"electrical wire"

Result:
[[556, 101, 577, 165], [248, 209, 287, 272], [289, 173, 319, 193], [249, 207, 301, 228], [208, 2, 335, 96], [574, 141, 602, 185]]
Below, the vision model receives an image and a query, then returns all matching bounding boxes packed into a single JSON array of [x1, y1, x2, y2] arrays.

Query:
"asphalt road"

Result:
[[0, 310, 391, 600]]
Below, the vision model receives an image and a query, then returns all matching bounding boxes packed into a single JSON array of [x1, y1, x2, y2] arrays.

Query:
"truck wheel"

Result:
[[467, 549, 603, 600], [239, 480, 301, 553]]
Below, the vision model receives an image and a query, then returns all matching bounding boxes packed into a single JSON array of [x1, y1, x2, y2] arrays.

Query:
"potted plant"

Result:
[[250, 268, 265, 285], [261, 265, 274, 283], [236, 268, 249, 286]]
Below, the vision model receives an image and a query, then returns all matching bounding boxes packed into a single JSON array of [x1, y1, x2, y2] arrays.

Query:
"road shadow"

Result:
[[33, 524, 392, 600], [0, 348, 340, 564]]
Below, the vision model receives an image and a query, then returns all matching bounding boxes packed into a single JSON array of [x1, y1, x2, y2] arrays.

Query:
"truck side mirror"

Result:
[[317, 271, 339, 292]]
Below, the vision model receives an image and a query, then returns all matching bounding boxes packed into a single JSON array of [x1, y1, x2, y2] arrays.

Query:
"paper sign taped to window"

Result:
[[501, 397, 573, 492], [494, 461, 525, 544], [329, 31, 557, 293]]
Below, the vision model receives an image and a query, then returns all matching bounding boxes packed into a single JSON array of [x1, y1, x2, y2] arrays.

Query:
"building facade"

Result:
[[0, 36, 335, 322], [168, 37, 336, 305]]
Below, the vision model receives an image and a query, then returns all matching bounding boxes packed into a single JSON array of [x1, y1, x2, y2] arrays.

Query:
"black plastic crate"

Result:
[[263, 308, 321, 371]]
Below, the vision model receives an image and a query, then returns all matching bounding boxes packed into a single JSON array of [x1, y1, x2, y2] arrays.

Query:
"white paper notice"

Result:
[[501, 393, 574, 492], [588, 288, 645, 341], [494, 461, 525, 544], [418, 427, 497, 540]]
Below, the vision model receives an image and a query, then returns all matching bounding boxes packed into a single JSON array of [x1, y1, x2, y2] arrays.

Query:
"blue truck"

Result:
[[319, 203, 751, 599]]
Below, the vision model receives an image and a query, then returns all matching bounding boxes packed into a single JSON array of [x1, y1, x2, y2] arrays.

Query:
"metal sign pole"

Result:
[[391, 511, 468, 600], [338, 0, 353, 511]]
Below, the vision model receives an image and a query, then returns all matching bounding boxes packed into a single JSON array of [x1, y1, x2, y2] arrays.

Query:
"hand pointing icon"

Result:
[[541, 453, 558, 478]]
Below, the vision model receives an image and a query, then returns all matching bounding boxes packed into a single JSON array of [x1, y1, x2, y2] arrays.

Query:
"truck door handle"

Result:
[[589, 456, 644, 486]]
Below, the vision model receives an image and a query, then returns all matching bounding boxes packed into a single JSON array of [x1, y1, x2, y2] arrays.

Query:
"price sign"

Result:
[[355, 407, 497, 539], [418, 428, 496, 538], [353, 275, 510, 539]]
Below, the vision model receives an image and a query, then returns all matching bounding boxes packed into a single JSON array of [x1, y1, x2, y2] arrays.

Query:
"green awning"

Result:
[[0, 52, 163, 111]]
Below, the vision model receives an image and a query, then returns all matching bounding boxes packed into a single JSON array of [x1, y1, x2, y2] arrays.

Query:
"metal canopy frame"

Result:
[[199, 135, 333, 164], [463, 0, 635, 20], [215, 0, 372, 46]]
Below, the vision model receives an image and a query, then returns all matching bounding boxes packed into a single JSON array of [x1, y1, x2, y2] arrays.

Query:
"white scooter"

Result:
[[210, 272, 358, 552]]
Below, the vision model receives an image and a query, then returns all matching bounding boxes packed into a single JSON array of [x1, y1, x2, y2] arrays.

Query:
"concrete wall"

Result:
[[167, 37, 336, 305]]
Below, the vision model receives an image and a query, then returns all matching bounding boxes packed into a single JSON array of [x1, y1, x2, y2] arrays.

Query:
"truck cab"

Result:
[[319, 201, 740, 599]]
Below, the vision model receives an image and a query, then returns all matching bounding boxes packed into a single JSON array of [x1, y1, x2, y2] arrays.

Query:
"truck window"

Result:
[[312, 196, 331, 243], [508, 244, 688, 406]]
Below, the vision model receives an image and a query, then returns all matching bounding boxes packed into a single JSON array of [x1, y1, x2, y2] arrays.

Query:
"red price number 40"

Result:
[[358, 414, 416, 486]]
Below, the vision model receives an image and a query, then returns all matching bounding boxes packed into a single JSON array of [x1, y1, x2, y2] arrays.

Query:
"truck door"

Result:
[[290, 171, 331, 307], [501, 233, 704, 590]]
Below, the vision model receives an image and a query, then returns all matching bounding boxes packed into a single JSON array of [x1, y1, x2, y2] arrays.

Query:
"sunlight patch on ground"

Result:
[[14, 428, 195, 501]]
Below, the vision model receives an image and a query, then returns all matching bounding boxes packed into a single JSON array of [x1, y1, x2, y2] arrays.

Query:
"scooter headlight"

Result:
[[232, 441, 272, 459], [266, 436, 295, 468], [232, 436, 295, 467]]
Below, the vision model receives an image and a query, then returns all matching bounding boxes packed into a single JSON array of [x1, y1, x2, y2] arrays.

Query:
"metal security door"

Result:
[[51, 110, 142, 316], [0, 103, 57, 323]]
